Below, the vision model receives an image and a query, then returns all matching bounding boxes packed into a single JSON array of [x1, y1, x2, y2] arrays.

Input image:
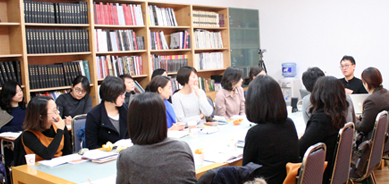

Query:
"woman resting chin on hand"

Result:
[[21, 96, 72, 162]]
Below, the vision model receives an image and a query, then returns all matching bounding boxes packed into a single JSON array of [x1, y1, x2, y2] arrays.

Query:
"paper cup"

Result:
[[194, 153, 204, 165], [25, 154, 36, 166], [188, 121, 197, 137]]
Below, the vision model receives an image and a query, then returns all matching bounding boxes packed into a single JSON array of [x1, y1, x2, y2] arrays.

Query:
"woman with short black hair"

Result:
[[172, 66, 213, 124], [116, 92, 196, 183], [21, 96, 72, 161], [215, 67, 245, 120], [56, 75, 92, 128], [299, 76, 348, 184], [85, 76, 129, 149], [0, 81, 26, 133], [243, 75, 299, 184]]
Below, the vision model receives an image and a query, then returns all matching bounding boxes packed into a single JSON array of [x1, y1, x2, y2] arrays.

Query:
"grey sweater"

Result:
[[172, 89, 213, 124], [116, 138, 197, 184]]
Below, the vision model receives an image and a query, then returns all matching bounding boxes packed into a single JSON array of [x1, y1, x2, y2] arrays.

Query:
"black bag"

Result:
[[351, 140, 371, 177]]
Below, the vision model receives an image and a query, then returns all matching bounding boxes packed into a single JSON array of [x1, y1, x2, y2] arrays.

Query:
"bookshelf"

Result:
[[1, 0, 230, 106]]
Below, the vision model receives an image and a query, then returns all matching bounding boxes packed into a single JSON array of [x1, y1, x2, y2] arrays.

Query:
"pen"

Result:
[[52, 117, 58, 122]]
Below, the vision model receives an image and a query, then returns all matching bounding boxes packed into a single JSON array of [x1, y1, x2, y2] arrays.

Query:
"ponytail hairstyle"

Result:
[[361, 67, 383, 91], [243, 66, 264, 85]]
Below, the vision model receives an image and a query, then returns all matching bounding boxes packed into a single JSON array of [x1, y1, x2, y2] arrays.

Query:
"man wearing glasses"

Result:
[[339, 55, 368, 94]]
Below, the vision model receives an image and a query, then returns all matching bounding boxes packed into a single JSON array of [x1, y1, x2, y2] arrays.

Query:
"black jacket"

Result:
[[85, 102, 128, 149]]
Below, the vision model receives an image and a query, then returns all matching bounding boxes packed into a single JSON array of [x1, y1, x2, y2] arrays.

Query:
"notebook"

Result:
[[349, 94, 370, 114]]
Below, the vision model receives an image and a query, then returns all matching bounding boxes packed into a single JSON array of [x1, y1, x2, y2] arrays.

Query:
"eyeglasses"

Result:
[[74, 87, 86, 94], [48, 107, 60, 115], [340, 64, 351, 69]]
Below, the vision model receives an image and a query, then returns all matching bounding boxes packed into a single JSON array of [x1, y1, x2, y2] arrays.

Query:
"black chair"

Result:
[[71, 114, 87, 153]]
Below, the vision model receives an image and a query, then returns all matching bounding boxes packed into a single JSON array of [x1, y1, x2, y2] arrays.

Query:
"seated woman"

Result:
[[119, 74, 138, 106], [22, 96, 71, 161], [215, 67, 245, 120], [243, 75, 299, 184], [0, 81, 26, 133], [85, 76, 128, 149], [116, 92, 196, 183], [172, 66, 213, 124], [299, 76, 348, 184], [243, 66, 266, 97], [56, 75, 92, 128], [356, 67, 389, 141], [146, 76, 184, 131]]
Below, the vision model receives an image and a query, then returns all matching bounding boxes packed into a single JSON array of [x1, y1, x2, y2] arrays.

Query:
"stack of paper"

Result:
[[38, 154, 83, 167]]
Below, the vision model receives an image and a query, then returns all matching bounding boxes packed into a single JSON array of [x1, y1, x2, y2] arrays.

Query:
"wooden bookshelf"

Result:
[[1, 0, 230, 106]]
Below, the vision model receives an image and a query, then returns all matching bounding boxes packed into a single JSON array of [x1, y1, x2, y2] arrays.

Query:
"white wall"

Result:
[[165, 0, 389, 87]]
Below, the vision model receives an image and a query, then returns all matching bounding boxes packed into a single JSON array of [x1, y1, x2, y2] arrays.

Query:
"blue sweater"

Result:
[[165, 99, 176, 128], [0, 106, 25, 133]]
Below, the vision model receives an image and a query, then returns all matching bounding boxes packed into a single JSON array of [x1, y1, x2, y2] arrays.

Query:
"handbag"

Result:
[[350, 140, 371, 177]]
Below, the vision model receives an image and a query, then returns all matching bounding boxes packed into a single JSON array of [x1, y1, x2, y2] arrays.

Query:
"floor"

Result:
[[374, 167, 389, 184]]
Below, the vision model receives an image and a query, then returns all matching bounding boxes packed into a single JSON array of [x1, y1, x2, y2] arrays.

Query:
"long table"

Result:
[[12, 113, 305, 184]]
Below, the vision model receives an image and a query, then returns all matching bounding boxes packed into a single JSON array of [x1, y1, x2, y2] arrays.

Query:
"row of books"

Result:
[[95, 29, 145, 52], [170, 30, 190, 49], [148, 5, 178, 26], [26, 29, 89, 54], [195, 30, 223, 49], [24, 1, 88, 24], [198, 77, 221, 92], [194, 52, 224, 70], [0, 61, 22, 87], [192, 10, 223, 27], [93, 2, 144, 26], [32, 89, 70, 101], [150, 31, 169, 50], [150, 54, 188, 73], [28, 60, 90, 89], [96, 55, 143, 79]]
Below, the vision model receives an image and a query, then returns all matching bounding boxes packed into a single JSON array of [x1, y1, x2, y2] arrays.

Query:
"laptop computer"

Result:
[[349, 94, 370, 114]]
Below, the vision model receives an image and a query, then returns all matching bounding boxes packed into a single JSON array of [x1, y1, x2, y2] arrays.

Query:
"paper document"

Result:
[[82, 150, 118, 160], [38, 154, 83, 167], [204, 149, 243, 163], [0, 132, 22, 138], [168, 130, 189, 139]]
